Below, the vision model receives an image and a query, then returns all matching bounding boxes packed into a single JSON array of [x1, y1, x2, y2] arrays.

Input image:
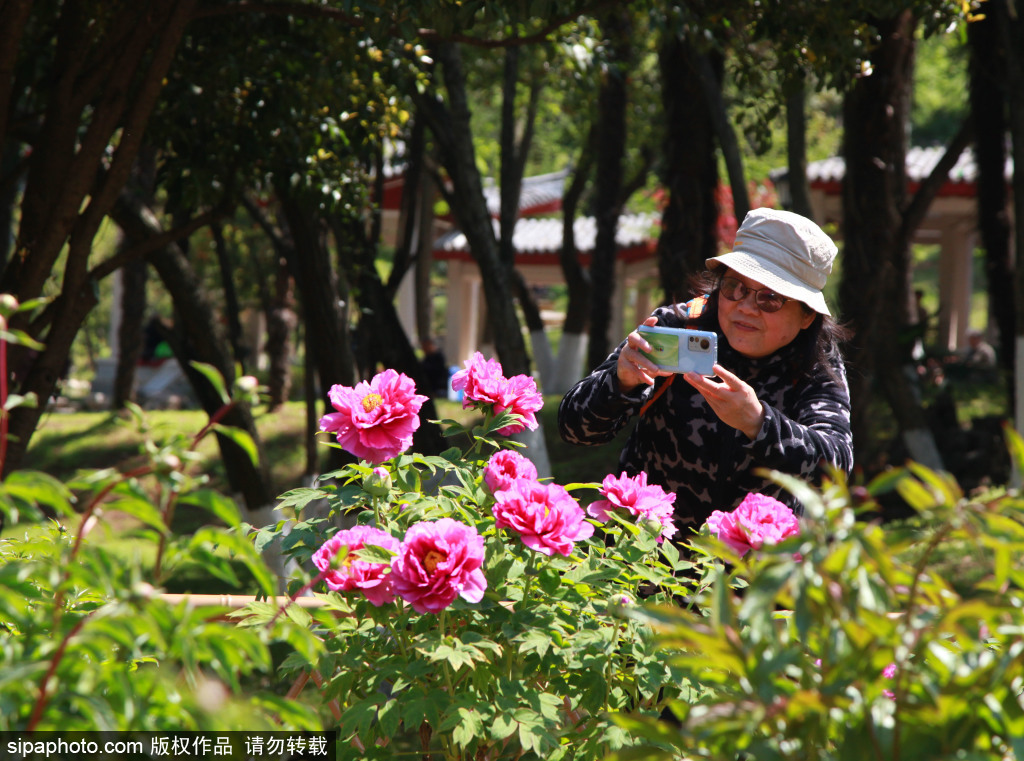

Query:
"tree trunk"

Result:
[[697, 49, 748, 222], [418, 41, 531, 378], [275, 191, 356, 394], [211, 223, 247, 371], [993, 0, 1024, 453], [337, 216, 448, 456], [0, 144, 21, 266], [113, 258, 147, 408], [0, 0, 198, 473], [112, 191, 276, 511], [969, 5, 1014, 389], [656, 33, 719, 305], [264, 258, 297, 411], [587, 6, 632, 371], [839, 11, 943, 471], [785, 73, 814, 219], [413, 169, 437, 348]]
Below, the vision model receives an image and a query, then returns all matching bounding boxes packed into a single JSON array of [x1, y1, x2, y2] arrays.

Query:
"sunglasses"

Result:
[[718, 276, 791, 313]]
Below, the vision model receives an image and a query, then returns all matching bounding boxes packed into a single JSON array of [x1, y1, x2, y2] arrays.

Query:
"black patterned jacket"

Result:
[[557, 303, 854, 530]]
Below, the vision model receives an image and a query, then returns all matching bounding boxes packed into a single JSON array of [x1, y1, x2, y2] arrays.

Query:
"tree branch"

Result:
[[192, 0, 612, 49], [898, 117, 974, 250]]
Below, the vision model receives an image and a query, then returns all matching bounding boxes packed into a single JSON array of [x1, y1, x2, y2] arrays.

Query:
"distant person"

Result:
[[960, 329, 997, 380], [141, 316, 173, 364], [421, 338, 449, 397]]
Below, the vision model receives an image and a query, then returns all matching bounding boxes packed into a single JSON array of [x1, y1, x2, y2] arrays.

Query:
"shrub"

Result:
[[251, 363, 694, 759], [612, 441, 1024, 760]]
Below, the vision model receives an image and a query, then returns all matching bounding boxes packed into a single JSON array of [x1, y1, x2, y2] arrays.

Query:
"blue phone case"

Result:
[[637, 325, 718, 376]]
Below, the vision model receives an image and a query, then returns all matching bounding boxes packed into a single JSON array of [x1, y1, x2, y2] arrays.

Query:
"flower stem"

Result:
[[266, 571, 327, 630], [517, 551, 538, 613]]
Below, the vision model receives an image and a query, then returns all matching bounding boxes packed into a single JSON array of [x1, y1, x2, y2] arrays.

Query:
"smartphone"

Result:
[[636, 325, 718, 376]]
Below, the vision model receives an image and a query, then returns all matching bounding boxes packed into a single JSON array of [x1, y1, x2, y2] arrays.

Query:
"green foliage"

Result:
[[253, 407, 693, 759], [0, 365, 317, 730], [611, 440, 1024, 761]]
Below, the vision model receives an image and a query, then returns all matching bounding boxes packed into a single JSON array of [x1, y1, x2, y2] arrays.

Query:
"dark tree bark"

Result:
[[415, 41, 531, 377], [112, 258, 148, 408], [271, 190, 357, 474], [990, 0, 1024, 440], [696, 50, 748, 222], [264, 258, 297, 411], [785, 72, 814, 219], [111, 191, 276, 511], [0, 144, 21, 267], [274, 190, 356, 396], [587, 6, 632, 371], [656, 34, 719, 305], [0, 0, 198, 474], [211, 223, 247, 371], [839, 11, 945, 470], [560, 126, 595, 337], [336, 215, 447, 455], [969, 5, 1013, 385]]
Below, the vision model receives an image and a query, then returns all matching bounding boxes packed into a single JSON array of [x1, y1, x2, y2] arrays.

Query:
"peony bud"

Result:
[[0, 293, 19, 315], [642, 518, 663, 537], [363, 466, 392, 497], [235, 375, 259, 394]]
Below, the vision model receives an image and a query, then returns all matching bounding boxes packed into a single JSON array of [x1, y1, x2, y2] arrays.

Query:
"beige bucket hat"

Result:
[[706, 207, 837, 316]]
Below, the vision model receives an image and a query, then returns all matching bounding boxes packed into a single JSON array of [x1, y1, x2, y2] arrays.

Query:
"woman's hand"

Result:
[[617, 317, 671, 390], [683, 364, 766, 440]]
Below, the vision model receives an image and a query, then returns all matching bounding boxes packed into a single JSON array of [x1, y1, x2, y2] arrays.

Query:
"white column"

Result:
[[395, 268, 417, 347], [936, 223, 975, 351]]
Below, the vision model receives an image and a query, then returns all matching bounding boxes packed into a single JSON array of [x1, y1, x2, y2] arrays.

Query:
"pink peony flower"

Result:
[[450, 352, 543, 435], [587, 471, 678, 542], [483, 449, 539, 494], [492, 480, 594, 556], [451, 352, 506, 406], [390, 519, 488, 614], [312, 526, 400, 606], [493, 373, 544, 435], [319, 369, 429, 463], [705, 493, 800, 557]]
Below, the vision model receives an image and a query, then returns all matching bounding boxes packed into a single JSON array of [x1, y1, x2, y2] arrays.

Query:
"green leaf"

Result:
[[189, 360, 230, 404], [0, 327, 45, 350], [105, 490, 168, 535], [538, 566, 562, 594], [377, 698, 401, 739], [211, 424, 259, 468], [178, 488, 242, 528], [0, 470, 75, 516], [274, 487, 332, 512], [353, 543, 397, 564]]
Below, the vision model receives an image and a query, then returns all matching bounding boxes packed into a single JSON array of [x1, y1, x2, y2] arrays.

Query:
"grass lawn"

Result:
[[25, 396, 626, 496]]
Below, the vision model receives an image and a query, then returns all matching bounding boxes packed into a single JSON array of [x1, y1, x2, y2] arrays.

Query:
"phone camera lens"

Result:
[[700, 339, 710, 350]]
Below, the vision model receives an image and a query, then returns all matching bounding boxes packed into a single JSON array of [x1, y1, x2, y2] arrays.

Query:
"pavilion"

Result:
[[774, 145, 1016, 351]]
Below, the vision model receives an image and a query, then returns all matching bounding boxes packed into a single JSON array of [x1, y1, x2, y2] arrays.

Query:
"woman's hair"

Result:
[[685, 270, 851, 384]]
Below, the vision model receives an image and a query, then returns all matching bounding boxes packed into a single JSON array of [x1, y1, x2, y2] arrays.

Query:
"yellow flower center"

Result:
[[361, 393, 384, 413], [423, 550, 445, 573]]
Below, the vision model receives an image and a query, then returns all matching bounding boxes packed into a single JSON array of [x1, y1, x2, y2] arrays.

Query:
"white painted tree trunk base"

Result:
[[902, 427, 945, 472], [510, 423, 553, 481], [530, 330, 555, 391], [548, 331, 588, 395]]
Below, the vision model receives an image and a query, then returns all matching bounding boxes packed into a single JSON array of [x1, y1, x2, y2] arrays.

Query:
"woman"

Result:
[[558, 208, 853, 531]]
